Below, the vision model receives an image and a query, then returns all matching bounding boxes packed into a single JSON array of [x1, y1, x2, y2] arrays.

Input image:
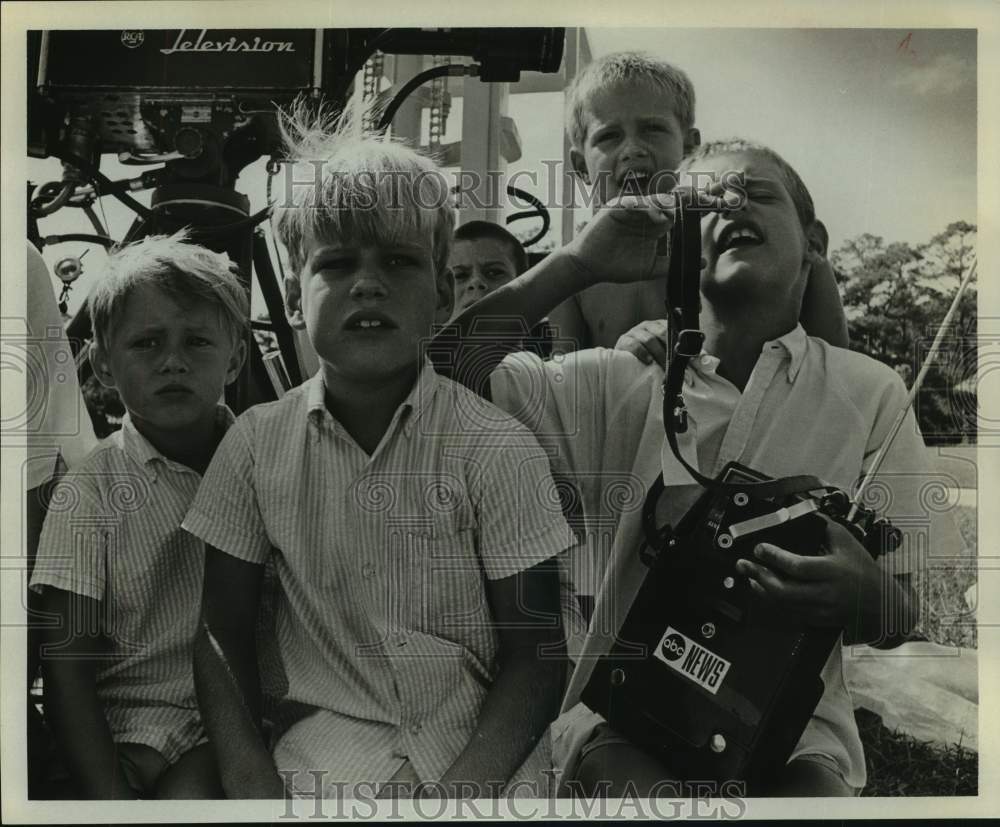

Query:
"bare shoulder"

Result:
[[573, 281, 664, 349]]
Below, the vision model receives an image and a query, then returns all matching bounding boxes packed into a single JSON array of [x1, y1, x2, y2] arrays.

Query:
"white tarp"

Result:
[[844, 641, 978, 752]]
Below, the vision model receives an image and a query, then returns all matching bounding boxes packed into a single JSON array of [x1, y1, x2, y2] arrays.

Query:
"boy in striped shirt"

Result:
[[183, 113, 577, 799], [30, 233, 249, 798]]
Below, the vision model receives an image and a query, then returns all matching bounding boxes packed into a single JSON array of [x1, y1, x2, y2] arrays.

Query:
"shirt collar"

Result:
[[766, 323, 808, 382], [119, 405, 235, 478], [306, 357, 441, 438], [686, 323, 807, 385]]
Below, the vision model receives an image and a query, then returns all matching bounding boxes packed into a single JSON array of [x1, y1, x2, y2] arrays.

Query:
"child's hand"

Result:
[[562, 192, 675, 287], [615, 318, 670, 366], [734, 515, 888, 640]]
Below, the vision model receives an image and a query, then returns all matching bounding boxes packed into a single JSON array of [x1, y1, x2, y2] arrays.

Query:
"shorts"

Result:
[[117, 742, 171, 796], [555, 704, 860, 798]]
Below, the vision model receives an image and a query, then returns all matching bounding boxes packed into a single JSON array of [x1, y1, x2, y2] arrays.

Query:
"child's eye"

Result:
[[485, 268, 509, 281], [130, 337, 159, 350], [387, 254, 419, 268], [452, 270, 471, 283], [188, 336, 214, 347], [316, 256, 353, 272]]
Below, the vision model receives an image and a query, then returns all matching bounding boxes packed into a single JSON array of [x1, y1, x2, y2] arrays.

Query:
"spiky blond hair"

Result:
[[272, 100, 455, 277]]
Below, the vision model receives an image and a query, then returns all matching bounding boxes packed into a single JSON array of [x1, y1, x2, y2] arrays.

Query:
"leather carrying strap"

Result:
[[658, 195, 825, 501]]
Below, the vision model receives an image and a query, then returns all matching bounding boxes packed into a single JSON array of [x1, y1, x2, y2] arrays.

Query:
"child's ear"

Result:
[[284, 276, 306, 330], [89, 343, 118, 390], [225, 337, 248, 386], [434, 267, 455, 324], [684, 128, 701, 154], [569, 148, 590, 184], [805, 219, 829, 259]]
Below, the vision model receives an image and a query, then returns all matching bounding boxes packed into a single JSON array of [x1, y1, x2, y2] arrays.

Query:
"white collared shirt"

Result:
[[491, 326, 960, 789], [30, 406, 233, 763]]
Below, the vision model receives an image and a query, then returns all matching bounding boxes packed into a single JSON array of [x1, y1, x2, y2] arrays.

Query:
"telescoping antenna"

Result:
[[847, 257, 978, 522]]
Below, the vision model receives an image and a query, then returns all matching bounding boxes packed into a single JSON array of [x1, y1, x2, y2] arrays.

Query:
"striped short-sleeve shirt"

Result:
[[183, 361, 577, 792], [29, 407, 233, 764]]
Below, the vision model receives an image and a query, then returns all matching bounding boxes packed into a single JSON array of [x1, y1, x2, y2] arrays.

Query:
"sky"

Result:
[[26, 27, 977, 317]]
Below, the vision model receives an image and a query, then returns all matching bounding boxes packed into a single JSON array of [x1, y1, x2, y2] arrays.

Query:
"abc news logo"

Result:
[[660, 632, 687, 661], [655, 628, 731, 695]]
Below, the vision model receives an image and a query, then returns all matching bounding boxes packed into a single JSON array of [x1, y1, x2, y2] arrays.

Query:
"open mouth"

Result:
[[619, 170, 652, 197], [716, 221, 766, 254], [344, 311, 397, 332]]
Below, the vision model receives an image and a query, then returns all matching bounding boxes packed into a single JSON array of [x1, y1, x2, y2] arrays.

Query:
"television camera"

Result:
[[27, 27, 565, 410]]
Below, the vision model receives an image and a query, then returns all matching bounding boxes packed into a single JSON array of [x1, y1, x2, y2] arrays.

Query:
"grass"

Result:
[[913, 505, 978, 650], [857, 503, 978, 796], [857, 709, 977, 796]]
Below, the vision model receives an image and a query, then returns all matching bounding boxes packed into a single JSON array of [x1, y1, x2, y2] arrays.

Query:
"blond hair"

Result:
[[272, 102, 455, 277], [680, 138, 816, 230], [90, 230, 248, 352], [565, 51, 696, 152]]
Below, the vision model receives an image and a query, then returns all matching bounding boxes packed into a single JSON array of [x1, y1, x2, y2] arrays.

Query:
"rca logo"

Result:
[[121, 31, 144, 49], [654, 626, 731, 695]]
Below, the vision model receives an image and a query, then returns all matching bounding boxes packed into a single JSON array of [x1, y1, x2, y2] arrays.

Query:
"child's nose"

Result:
[[468, 273, 489, 293], [619, 133, 649, 161], [349, 275, 389, 300], [159, 349, 189, 373]]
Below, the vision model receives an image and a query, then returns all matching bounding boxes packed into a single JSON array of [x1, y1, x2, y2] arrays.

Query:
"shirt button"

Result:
[[362, 563, 375, 577]]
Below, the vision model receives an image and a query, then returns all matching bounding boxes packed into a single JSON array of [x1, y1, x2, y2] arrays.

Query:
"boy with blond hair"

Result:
[[183, 113, 576, 799], [30, 232, 248, 798], [550, 50, 847, 355]]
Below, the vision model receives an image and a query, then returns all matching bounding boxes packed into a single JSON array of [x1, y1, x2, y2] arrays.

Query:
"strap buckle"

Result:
[[674, 328, 705, 359], [672, 396, 689, 434]]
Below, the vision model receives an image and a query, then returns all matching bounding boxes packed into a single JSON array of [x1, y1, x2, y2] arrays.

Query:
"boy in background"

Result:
[[449, 220, 552, 357], [184, 113, 575, 799], [30, 233, 247, 798], [549, 51, 848, 356], [450, 220, 528, 318]]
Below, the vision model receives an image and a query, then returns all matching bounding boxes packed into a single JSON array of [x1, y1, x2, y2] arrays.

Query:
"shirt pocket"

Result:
[[402, 516, 489, 636], [105, 552, 159, 645]]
